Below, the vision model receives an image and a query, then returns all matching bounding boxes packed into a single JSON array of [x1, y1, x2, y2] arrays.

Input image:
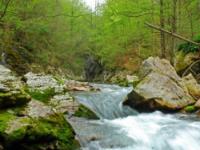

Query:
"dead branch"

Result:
[[145, 22, 200, 47], [182, 59, 200, 77]]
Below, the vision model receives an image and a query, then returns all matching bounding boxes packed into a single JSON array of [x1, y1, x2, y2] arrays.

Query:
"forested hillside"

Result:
[[0, 0, 200, 77]]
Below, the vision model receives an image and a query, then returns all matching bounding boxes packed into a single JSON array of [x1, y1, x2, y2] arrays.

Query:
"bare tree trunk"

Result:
[[160, 0, 166, 58], [170, 0, 177, 65], [185, 5, 194, 38]]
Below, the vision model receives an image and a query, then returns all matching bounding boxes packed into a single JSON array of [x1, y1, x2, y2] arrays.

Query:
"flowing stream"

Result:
[[69, 84, 200, 150]]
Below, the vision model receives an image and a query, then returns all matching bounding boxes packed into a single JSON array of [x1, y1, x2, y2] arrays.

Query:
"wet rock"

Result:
[[65, 80, 99, 91], [74, 104, 99, 119], [124, 57, 195, 112]]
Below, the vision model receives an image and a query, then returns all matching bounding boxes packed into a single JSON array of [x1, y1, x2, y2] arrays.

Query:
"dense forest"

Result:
[[1, 0, 200, 78], [2, 1, 200, 150]]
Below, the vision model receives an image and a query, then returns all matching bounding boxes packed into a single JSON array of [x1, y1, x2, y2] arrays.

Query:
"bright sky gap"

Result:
[[82, 0, 105, 10]]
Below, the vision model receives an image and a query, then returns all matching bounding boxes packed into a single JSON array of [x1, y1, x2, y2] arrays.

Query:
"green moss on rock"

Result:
[[74, 104, 98, 119], [184, 105, 196, 113], [2, 114, 79, 150], [0, 90, 31, 108], [26, 88, 55, 103], [0, 111, 15, 134]]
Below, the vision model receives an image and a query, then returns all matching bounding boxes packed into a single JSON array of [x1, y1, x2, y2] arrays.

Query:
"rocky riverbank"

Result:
[[0, 64, 99, 150]]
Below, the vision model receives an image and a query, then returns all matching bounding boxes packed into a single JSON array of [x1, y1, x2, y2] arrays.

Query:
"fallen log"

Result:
[[145, 22, 200, 47]]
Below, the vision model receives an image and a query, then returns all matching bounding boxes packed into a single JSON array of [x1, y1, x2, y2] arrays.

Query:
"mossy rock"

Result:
[[0, 90, 31, 108], [0, 111, 16, 136], [0, 112, 80, 150], [4, 49, 30, 75], [184, 105, 197, 113], [74, 104, 99, 119]]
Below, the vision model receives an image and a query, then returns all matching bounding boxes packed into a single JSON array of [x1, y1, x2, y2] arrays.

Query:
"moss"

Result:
[[0, 111, 15, 135], [4, 114, 80, 150], [184, 105, 196, 113], [26, 88, 55, 103], [74, 104, 98, 119], [118, 80, 129, 87], [0, 90, 30, 108], [54, 76, 65, 85]]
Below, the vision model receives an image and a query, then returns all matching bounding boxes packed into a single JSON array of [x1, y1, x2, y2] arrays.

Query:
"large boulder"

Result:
[[123, 57, 195, 112], [0, 101, 80, 150]]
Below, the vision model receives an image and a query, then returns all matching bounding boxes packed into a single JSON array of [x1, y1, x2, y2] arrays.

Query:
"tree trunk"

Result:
[[160, 0, 166, 58], [170, 0, 177, 65]]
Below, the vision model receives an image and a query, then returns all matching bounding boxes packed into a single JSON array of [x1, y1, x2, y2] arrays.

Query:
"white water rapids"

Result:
[[69, 84, 200, 150]]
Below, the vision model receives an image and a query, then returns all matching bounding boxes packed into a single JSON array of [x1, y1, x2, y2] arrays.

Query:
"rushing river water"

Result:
[[69, 84, 200, 150]]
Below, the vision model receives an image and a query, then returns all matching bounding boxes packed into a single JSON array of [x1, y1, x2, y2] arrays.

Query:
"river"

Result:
[[69, 84, 200, 150]]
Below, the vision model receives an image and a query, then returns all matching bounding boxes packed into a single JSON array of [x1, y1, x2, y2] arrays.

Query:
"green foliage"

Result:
[[184, 105, 196, 113], [74, 104, 98, 119], [178, 36, 200, 54], [26, 88, 55, 103], [3, 114, 79, 150], [0, 112, 15, 134], [1, 0, 200, 75]]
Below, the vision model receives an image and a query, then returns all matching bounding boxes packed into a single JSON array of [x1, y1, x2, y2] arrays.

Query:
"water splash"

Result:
[[70, 84, 200, 150]]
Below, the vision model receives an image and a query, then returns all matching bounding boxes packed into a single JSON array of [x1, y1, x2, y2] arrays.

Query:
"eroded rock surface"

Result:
[[183, 74, 200, 100], [124, 57, 196, 112], [0, 65, 31, 108], [65, 80, 99, 91], [0, 67, 80, 150]]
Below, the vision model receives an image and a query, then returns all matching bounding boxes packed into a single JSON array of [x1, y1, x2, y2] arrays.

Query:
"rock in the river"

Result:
[[74, 104, 99, 119], [65, 80, 99, 91], [0, 65, 31, 108], [123, 57, 195, 112]]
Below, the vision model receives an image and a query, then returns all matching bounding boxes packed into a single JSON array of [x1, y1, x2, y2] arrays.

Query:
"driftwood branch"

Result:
[[182, 59, 200, 77], [145, 22, 200, 47]]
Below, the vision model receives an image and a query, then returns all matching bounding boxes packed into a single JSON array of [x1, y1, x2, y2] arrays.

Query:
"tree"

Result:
[[160, 0, 166, 58]]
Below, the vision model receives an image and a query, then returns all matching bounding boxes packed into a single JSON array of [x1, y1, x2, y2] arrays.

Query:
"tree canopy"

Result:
[[0, 0, 200, 75]]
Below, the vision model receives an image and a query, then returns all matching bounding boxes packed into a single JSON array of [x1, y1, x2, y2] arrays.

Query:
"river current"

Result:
[[69, 84, 200, 150]]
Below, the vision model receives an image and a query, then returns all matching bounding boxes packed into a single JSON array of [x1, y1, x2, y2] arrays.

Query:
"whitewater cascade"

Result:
[[69, 84, 200, 150]]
